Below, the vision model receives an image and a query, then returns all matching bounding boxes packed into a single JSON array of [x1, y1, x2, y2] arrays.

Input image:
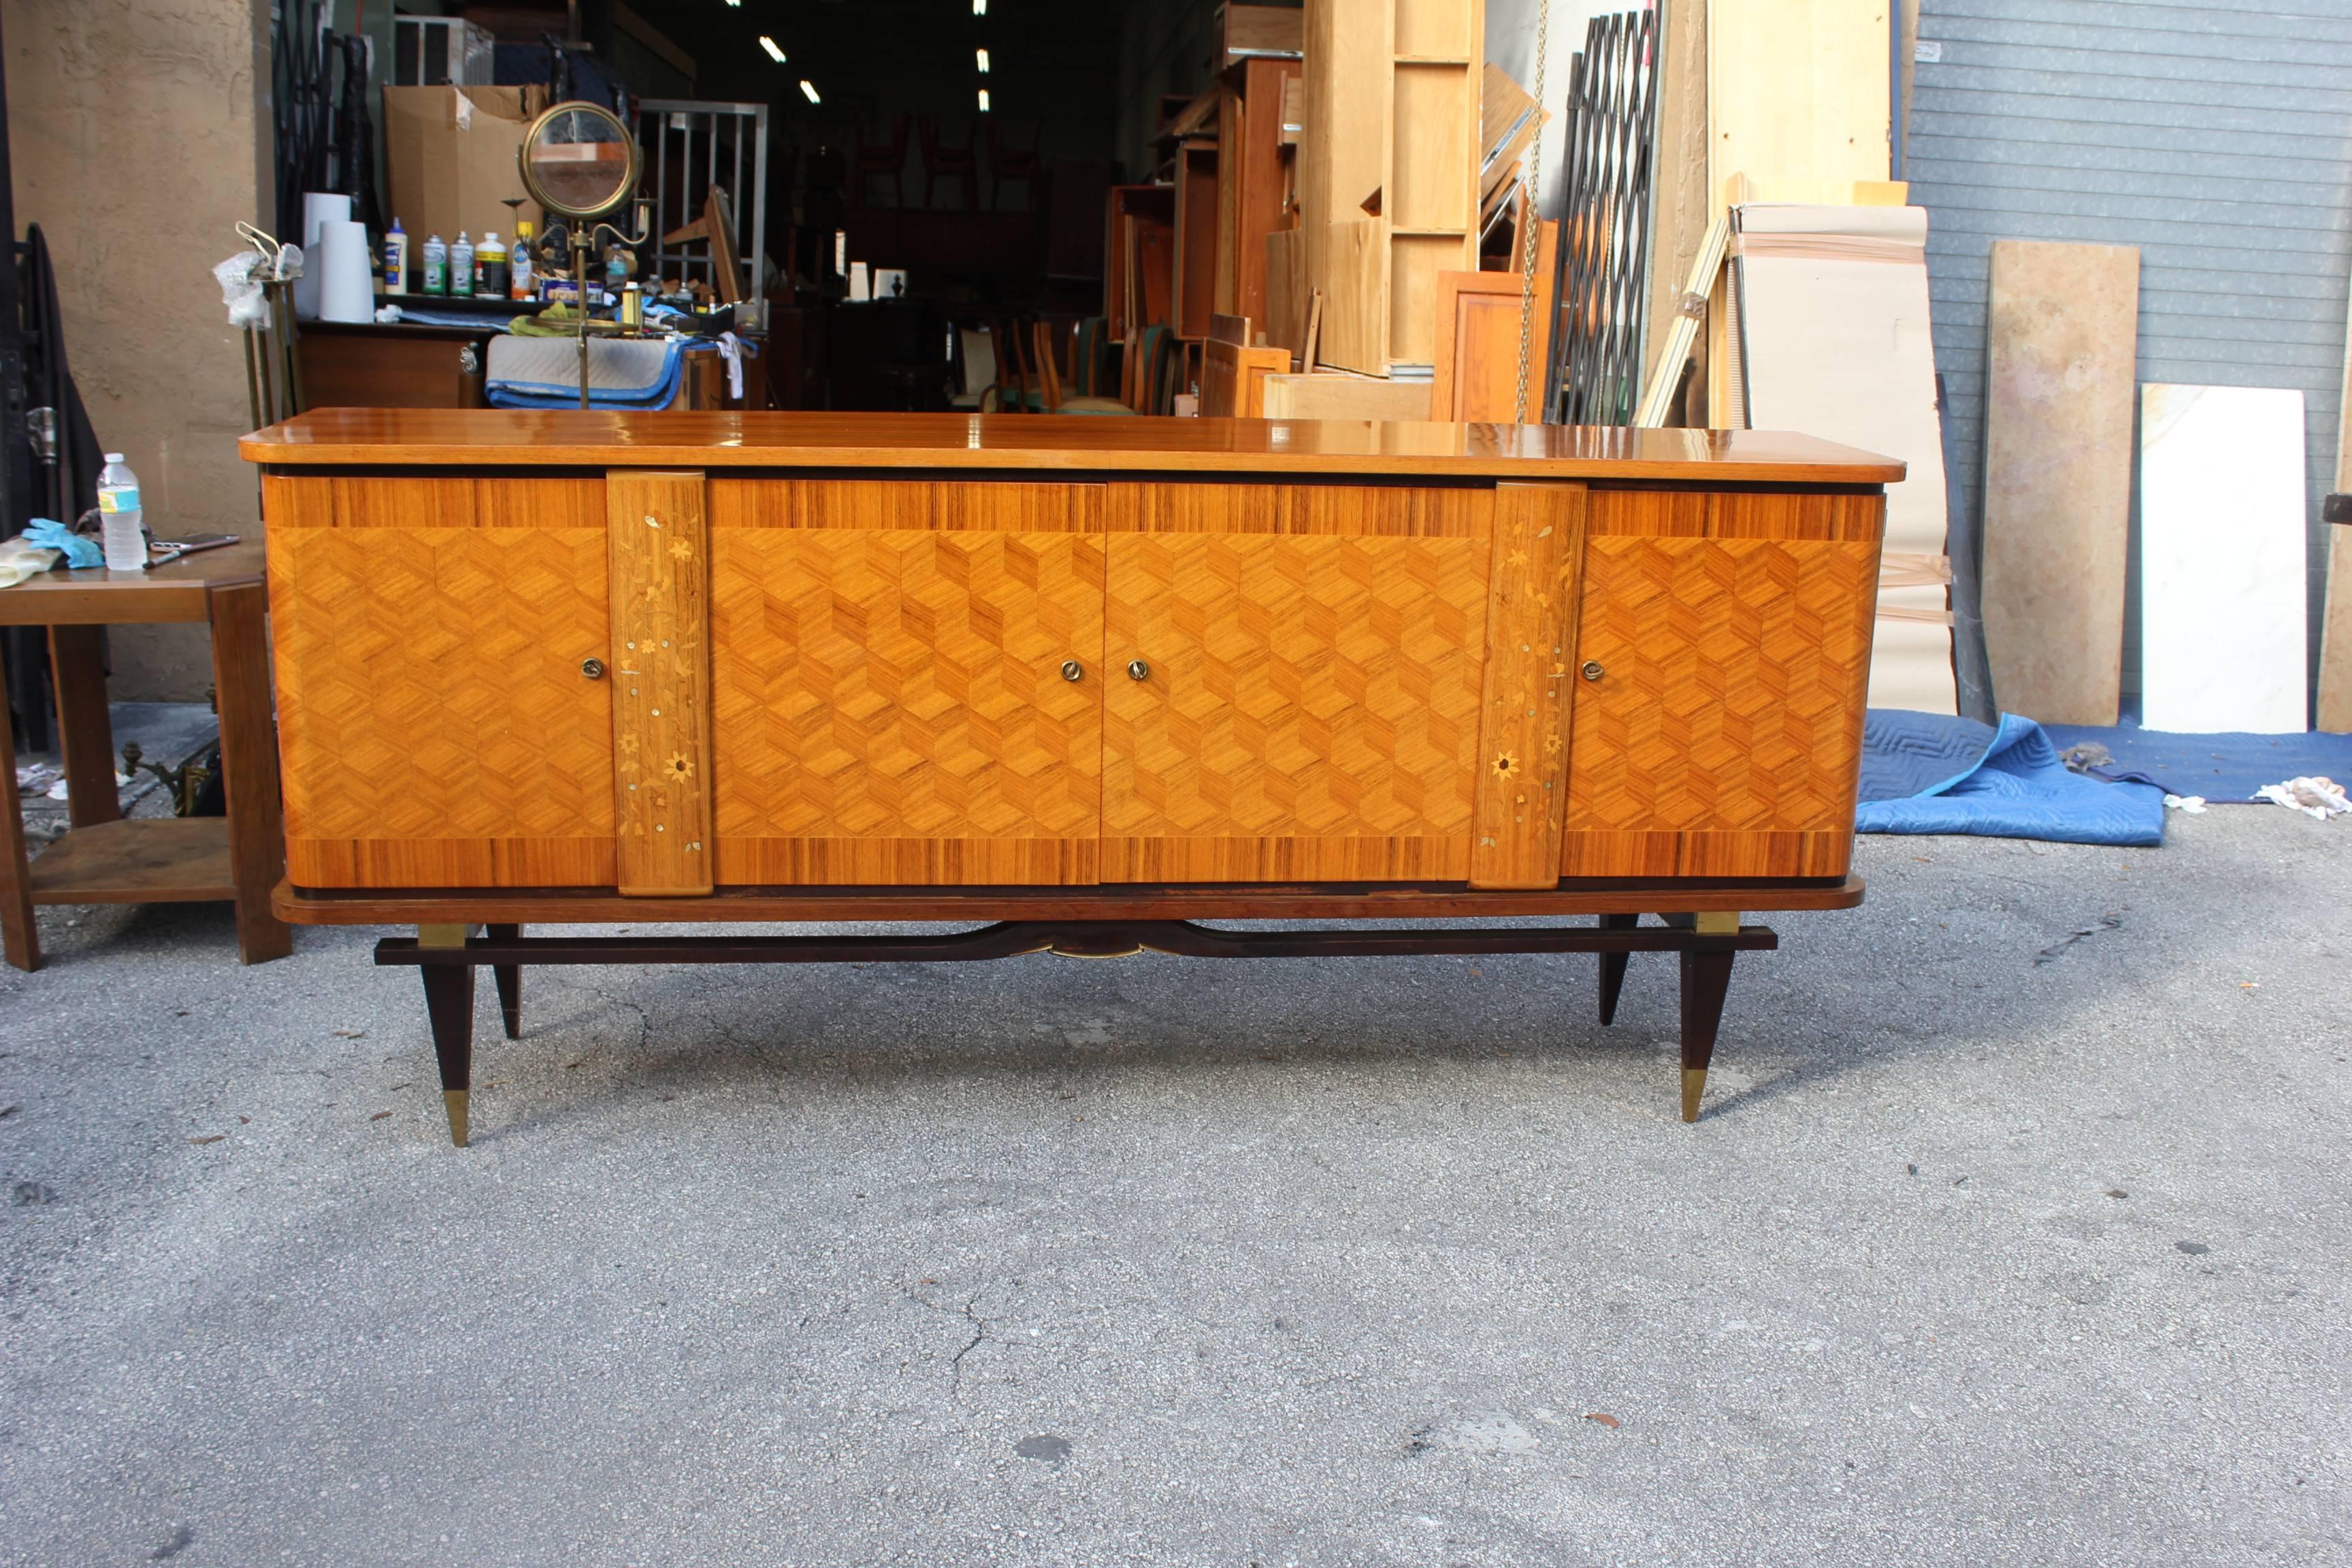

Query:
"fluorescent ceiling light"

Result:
[[757, 35, 785, 63], [725, 0, 741, 7], [973, 0, 986, 12], [800, 79, 822, 104], [976, 48, 990, 72], [977, 88, 991, 112]]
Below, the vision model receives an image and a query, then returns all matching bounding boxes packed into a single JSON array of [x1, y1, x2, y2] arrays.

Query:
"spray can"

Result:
[[421, 232, 447, 295], [449, 231, 474, 298], [382, 218, 409, 293], [510, 221, 536, 300]]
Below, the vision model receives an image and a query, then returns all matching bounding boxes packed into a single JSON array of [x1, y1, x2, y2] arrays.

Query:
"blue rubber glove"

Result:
[[23, 517, 103, 569]]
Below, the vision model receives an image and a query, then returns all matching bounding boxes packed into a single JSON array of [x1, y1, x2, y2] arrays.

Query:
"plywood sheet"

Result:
[[1259, 371, 1431, 421], [1392, 63, 1473, 231], [1980, 240, 2140, 725], [1708, 0, 1890, 206], [1737, 203, 1953, 713], [2319, 299, 2352, 732], [2138, 385, 2308, 734], [1320, 217, 1389, 375]]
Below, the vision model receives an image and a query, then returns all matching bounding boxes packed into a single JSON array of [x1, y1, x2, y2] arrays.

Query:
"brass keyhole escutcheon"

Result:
[[1128, 659, 1152, 681], [581, 657, 607, 680], [1580, 660, 1605, 682], [1061, 659, 1085, 682]]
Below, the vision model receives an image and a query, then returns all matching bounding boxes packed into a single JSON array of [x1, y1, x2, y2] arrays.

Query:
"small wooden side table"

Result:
[[0, 543, 290, 969]]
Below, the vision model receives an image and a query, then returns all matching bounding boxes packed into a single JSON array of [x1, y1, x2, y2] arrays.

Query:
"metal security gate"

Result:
[[1546, 9, 1659, 427], [1904, 0, 2352, 702], [636, 99, 770, 302]]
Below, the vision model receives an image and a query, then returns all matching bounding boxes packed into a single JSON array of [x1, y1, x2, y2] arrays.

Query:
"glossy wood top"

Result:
[[242, 410, 1905, 483], [0, 542, 264, 627]]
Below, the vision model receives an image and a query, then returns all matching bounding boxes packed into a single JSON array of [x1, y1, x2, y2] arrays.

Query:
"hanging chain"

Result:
[[1514, 0, 1552, 424]]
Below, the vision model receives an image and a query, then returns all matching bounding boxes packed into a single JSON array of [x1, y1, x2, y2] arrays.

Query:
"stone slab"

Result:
[[1979, 240, 2139, 725], [2139, 384, 2307, 734]]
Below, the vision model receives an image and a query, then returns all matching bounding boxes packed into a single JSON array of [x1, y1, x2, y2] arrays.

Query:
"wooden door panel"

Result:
[[1562, 535, 1878, 879], [1101, 531, 1492, 881], [270, 526, 616, 888], [710, 529, 1106, 885]]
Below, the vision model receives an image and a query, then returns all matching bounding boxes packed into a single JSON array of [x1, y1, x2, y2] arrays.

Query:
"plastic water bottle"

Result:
[[97, 453, 145, 572], [421, 231, 446, 295], [450, 231, 474, 297]]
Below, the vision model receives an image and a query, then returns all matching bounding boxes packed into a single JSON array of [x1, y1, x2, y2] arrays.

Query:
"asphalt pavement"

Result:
[[2, 808, 2346, 1566]]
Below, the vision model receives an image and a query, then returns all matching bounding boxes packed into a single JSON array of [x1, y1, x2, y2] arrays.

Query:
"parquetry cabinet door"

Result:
[[1560, 488, 1884, 879], [707, 478, 1108, 885], [265, 475, 619, 887], [1098, 483, 1498, 882]]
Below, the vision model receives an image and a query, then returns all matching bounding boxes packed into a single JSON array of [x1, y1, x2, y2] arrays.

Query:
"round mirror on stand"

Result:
[[517, 101, 652, 408]]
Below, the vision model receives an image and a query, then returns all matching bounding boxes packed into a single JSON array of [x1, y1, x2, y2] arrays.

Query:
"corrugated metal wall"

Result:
[[1904, 0, 2352, 708]]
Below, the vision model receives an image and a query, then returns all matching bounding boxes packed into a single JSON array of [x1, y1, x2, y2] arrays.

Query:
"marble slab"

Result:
[[2317, 331, 2352, 733], [1979, 240, 2139, 725], [2138, 384, 2308, 734]]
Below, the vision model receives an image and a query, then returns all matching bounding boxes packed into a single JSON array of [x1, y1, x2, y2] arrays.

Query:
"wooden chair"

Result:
[[984, 121, 1042, 210], [853, 114, 911, 208], [1072, 316, 1113, 399], [1032, 322, 1133, 415], [917, 117, 979, 210], [994, 316, 1042, 411], [948, 323, 998, 410]]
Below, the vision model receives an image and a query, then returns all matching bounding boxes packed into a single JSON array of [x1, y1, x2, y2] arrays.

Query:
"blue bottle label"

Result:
[[99, 487, 139, 514]]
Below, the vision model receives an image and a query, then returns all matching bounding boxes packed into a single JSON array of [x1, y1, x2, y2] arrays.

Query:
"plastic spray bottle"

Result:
[[382, 218, 409, 293]]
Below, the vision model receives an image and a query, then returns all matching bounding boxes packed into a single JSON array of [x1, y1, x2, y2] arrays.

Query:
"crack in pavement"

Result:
[[2033, 914, 2123, 967]]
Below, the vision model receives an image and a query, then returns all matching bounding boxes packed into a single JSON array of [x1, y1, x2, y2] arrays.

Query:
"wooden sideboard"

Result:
[[242, 411, 1901, 1143]]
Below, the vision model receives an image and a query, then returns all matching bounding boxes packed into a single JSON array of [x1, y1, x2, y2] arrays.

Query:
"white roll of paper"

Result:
[[294, 191, 350, 318], [315, 218, 376, 324]]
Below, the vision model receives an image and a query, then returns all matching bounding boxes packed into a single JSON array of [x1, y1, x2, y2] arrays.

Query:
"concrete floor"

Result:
[[1, 811, 2347, 1567]]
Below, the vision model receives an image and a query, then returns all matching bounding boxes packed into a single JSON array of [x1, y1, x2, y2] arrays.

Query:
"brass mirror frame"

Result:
[[514, 101, 655, 410], [517, 101, 642, 219]]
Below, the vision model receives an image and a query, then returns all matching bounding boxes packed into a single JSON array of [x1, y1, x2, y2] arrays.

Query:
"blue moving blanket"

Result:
[[484, 335, 684, 410], [2036, 719, 2352, 802], [1856, 710, 2167, 846]]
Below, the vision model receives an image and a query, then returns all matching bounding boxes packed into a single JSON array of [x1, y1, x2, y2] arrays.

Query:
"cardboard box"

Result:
[[383, 85, 546, 258]]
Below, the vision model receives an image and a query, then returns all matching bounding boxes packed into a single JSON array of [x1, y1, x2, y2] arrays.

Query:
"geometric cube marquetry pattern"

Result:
[[1566, 536, 1878, 860], [708, 530, 1107, 885], [268, 527, 616, 883], [1102, 532, 1492, 881]]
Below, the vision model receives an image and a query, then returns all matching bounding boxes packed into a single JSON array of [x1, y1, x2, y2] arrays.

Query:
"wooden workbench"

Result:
[[243, 410, 1901, 1143]]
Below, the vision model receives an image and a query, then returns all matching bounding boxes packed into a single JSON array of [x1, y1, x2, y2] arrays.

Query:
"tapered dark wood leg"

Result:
[[0, 638, 40, 972], [420, 964, 476, 1146], [487, 924, 523, 1039], [1678, 949, 1737, 1123], [1597, 913, 1638, 1023]]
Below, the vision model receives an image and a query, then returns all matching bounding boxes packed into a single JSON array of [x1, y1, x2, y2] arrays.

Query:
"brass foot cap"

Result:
[[1680, 1068, 1708, 1124], [444, 1089, 470, 1148]]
